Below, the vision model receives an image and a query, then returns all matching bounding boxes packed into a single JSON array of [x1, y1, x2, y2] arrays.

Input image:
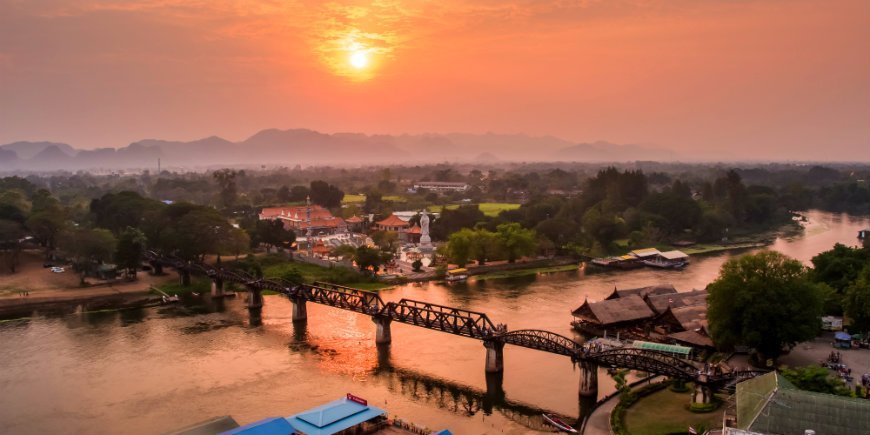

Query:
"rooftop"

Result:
[[606, 284, 678, 300], [572, 294, 656, 325], [646, 289, 708, 314], [376, 214, 410, 227], [735, 371, 870, 435]]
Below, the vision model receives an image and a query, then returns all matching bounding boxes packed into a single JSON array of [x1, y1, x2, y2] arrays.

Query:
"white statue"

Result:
[[420, 210, 432, 247]]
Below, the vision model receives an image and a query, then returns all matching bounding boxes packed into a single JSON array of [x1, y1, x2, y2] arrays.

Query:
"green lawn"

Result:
[[342, 194, 366, 203], [261, 261, 390, 290], [342, 194, 407, 204], [624, 385, 723, 435], [428, 202, 520, 217]]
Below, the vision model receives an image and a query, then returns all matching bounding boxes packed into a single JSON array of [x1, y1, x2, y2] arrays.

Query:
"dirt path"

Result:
[[0, 250, 176, 307]]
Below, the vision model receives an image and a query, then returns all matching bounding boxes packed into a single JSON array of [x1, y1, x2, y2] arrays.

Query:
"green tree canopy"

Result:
[[844, 265, 870, 334], [707, 251, 824, 361], [779, 365, 853, 397], [447, 228, 475, 266], [495, 223, 536, 263], [115, 227, 147, 279]]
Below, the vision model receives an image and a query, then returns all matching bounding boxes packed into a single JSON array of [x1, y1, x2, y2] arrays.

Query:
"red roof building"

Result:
[[259, 205, 347, 235], [375, 214, 410, 232]]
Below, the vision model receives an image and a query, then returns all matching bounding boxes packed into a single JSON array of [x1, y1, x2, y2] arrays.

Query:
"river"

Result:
[[0, 210, 867, 435]]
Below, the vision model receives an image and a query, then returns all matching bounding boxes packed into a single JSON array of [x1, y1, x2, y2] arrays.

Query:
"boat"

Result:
[[590, 256, 644, 270], [543, 413, 577, 433], [445, 268, 468, 281], [642, 258, 688, 269]]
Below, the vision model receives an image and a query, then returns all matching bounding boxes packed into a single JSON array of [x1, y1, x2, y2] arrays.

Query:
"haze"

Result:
[[1, 0, 868, 162]]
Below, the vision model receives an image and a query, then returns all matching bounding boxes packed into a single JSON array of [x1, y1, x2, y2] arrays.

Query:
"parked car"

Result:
[[49, 267, 65, 273]]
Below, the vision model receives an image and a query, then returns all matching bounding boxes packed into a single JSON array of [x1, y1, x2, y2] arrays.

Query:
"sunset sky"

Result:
[[0, 0, 868, 160]]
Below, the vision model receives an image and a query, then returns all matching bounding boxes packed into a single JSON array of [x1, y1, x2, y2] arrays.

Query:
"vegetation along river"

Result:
[[1, 210, 867, 434]]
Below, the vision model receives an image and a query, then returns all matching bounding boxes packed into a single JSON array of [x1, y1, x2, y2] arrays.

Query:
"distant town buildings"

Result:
[[411, 181, 469, 192]]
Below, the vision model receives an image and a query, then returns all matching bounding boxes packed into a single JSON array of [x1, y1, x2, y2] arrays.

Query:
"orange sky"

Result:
[[0, 0, 868, 160]]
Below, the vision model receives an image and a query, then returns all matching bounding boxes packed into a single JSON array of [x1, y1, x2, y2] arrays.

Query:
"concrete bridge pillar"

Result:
[[483, 339, 505, 373], [246, 288, 263, 326], [291, 297, 308, 322], [210, 277, 224, 297], [578, 360, 599, 397], [372, 316, 392, 345]]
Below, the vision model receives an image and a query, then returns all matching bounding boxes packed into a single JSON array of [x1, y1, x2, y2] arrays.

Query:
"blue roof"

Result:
[[219, 417, 294, 435], [287, 398, 384, 435], [835, 331, 852, 341]]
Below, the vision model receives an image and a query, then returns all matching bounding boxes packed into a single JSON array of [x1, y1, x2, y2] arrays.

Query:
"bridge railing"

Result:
[[385, 299, 496, 338]]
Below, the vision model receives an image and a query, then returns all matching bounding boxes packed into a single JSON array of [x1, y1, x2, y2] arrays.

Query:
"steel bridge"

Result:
[[145, 251, 762, 395]]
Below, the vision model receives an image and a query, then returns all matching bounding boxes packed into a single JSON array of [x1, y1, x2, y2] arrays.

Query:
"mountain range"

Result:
[[0, 129, 675, 172]]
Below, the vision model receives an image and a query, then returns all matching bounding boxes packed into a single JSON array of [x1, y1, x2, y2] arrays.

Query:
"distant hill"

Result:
[[0, 141, 77, 159], [0, 129, 678, 171], [554, 141, 677, 162]]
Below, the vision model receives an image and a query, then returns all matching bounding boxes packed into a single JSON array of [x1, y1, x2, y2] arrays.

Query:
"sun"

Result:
[[349, 51, 369, 69]]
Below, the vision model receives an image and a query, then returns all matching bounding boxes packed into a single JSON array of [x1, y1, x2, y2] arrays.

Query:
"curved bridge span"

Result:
[[146, 252, 762, 393]]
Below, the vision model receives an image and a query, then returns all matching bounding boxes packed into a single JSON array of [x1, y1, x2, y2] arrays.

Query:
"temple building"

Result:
[[259, 205, 347, 236]]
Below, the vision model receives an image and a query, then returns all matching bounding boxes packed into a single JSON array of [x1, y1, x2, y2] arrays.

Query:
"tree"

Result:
[[412, 259, 423, 272], [90, 191, 164, 234], [354, 246, 386, 273], [470, 229, 499, 265], [309, 180, 344, 208], [780, 365, 852, 397], [371, 230, 399, 253], [159, 204, 233, 262], [212, 169, 240, 209], [60, 228, 117, 284], [253, 219, 295, 252], [221, 228, 251, 260], [447, 228, 474, 266], [707, 251, 824, 362], [330, 244, 357, 259], [115, 227, 147, 279], [843, 265, 870, 334], [0, 219, 24, 272], [495, 223, 536, 263]]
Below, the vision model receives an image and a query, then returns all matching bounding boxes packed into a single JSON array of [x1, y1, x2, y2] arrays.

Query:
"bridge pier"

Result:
[[210, 277, 224, 297], [483, 339, 505, 373], [578, 360, 599, 397], [372, 316, 392, 345], [291, 297, 308, 322], [246, 288, 263, 326]]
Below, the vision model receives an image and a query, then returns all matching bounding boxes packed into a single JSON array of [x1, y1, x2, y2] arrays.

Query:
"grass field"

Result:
[[624, 385, 723, 435], [342, 194, 366, 203], [342, 194, 407, 204], [428, 202, 520, 217]]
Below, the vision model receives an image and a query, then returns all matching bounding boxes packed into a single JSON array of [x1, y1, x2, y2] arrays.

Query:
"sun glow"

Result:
[[349, 50, 369, 69]]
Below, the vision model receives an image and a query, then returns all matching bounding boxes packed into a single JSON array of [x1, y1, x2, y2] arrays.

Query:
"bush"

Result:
[[688, 402, 717, 413]]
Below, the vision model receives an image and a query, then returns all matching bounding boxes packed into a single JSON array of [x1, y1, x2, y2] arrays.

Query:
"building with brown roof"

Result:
[[645, 289, 708, 314], [605, 284, 678, 301], [571, 295, 656, 336]]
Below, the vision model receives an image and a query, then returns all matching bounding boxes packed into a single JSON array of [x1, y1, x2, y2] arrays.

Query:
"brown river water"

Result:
[[0, 210, 867, 435]]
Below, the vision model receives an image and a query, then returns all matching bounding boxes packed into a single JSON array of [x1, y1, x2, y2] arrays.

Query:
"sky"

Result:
[[0, 0, 868, 161]]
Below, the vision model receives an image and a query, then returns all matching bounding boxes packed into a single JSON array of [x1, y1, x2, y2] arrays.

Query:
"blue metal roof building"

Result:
[[219, 397, 385, 435]]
